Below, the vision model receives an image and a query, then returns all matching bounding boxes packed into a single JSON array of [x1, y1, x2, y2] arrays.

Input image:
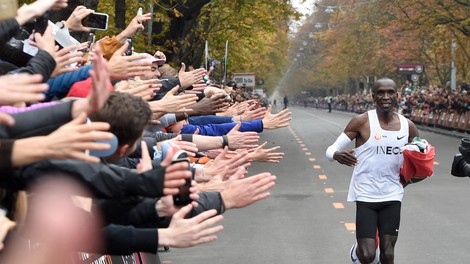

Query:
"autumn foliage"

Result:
[[286, 0, 470, 95]]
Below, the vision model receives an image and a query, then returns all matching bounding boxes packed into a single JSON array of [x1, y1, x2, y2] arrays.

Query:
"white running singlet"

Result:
[[347, 110, 409, 202]]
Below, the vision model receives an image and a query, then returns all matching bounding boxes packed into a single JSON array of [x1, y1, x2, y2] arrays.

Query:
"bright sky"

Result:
[[291, 0, 316, 16], [290, 0, 317, 32]]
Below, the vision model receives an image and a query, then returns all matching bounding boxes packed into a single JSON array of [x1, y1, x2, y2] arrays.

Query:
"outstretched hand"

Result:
[[51, 45, 84, 78], [0, 74, 48, 105], [189, 93, 228, 115], [226, 123, 259, 150], [178, 63, 207, 89], [158, 204, 223, 248], [248, 142, 284, 163], [218, 102, 246, 116], [87, 46, 112, 114], [221, 171, 277, 209], [115, 79, 161, 101], [262, 105, 292, 129], [106, 42, 152, 80], [240, 103, 267, 121], [202, 148, 251, 182], [148, 86, 198, 114], [41, 113, 113, 163]]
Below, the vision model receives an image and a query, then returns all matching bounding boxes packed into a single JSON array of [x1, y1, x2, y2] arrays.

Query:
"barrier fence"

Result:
[[298, 102, 470, 134]]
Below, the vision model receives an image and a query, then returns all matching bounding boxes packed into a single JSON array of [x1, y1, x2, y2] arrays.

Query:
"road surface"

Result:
[[161, 106, 469, 264]]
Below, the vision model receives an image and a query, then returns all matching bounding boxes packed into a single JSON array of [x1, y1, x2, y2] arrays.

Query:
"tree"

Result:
[[285, 0, 470, 96]]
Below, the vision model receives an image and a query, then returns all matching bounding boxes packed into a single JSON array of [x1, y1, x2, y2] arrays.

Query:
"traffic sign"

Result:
[[233, 73, 256, 88], [397, 63, 425, 75]]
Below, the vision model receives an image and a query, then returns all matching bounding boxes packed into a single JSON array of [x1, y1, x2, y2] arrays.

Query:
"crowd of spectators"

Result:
[[297, 80, 470, 131], [0, 1, 292, 263]]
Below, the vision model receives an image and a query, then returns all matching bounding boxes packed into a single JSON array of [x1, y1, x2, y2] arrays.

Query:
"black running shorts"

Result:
[[355, 201, 401, 238]]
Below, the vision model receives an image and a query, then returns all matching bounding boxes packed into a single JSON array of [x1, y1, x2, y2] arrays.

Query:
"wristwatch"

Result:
[[55, 21, 65, 29]]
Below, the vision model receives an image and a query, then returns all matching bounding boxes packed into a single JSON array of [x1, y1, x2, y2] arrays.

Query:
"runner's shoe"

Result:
[[350, 242, 360, 264], [350, 241, 380, 264], [372, 245, 380, 264]]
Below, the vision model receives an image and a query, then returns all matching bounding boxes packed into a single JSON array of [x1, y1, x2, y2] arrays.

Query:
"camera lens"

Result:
[[461, 138, 470, 148], [459, 138, 470, 162]]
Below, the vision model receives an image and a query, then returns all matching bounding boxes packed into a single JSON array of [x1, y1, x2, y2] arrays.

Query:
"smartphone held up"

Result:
[[82, 12, 109, 30], [136, 7, 143, 35], [171, 151, 193, 206], [124, 38, 132, 56]]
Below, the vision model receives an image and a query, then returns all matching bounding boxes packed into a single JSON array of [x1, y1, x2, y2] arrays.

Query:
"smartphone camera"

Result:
[[82, 12, 109, 31], [171, 151, 192, 206], [34, 13, 49, 35], [21, 12, 49, 37], [124, 38, 132, 56]]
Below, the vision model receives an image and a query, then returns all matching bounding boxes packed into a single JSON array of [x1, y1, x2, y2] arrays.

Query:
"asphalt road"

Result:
[[160, 106, 470, 264]]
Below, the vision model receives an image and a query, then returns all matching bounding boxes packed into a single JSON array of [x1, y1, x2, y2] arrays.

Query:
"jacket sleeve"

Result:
[[99, 36, 123, 60], [102, 225, 158, 255], [157, 114, 177, 128], [0, 19, 20, 46], [180, 120, 263, 136], [94, 198, 160, 228], [144, 114, 177, 136], [128, 137, 158, 159], [112, 156, 161, 170], [0, 101, 73, 139], [0, 140, 14, 175], [13, 49, 56, 82], [0, 102, 58, 114], [45, 65, 92, 101], [14, 159, 166, 199], [188, 115, 233, 126], [188, 192, 224, 217], [153, 76, 181, 100], [94, 194, 223, 255], [0, 44, 32, 67]]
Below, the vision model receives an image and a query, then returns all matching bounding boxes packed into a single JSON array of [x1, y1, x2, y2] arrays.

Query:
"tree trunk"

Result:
[[152, 0, 211, 65], [115, 0, 126, 29]]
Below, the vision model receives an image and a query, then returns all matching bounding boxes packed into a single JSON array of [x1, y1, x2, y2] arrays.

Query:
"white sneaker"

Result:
[[372, 246, 380, 264], [350, 242, 361, 264], [350, 242, 380, 264]]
